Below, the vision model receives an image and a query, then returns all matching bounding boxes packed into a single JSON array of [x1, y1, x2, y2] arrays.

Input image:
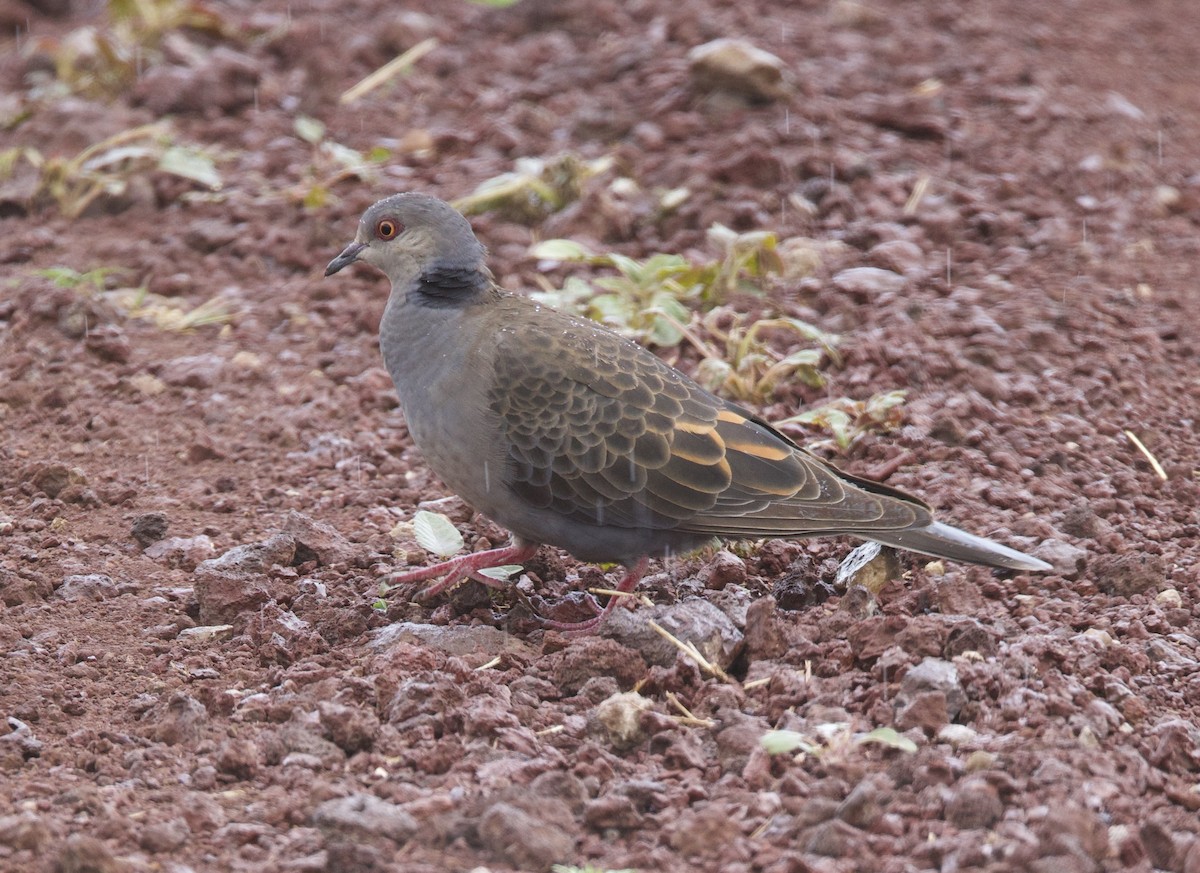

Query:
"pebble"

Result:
[[157, 353, 226, 389], [477, 801, 574, 870], [687, 38, 788, 102], [832, 266, 907, 299], [56, 574, 119, 601], [591, 691, 652, 751], [312, 794, 418, 845], [601, 597, 743, 669]]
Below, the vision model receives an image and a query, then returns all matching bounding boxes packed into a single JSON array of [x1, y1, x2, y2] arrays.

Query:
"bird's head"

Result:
[[324, 193, 486, 289]]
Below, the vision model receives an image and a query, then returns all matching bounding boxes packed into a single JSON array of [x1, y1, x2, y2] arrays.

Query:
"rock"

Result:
[[29, 462, 86, 498], [282, 511, 356, 565], [742, 596, 787, 660], [1093, 553, 1164, 597], [945, 777, 1003, 829], [1032, 539, 1088, 576], [157, 353, 225, 389], [149, 693, 208, 746], [216, 738, 260, 780], [138, 818, 190, 853], [837, 774, 890, 829], [0, 568, 53, 606], [897, 658, 965, 720], [868, 239, 926, 277], [55, 834, 130, 873], [667, 803, 744, 857], [318, 701, 380, 755], [131, 512, 169, 547], [687, 38, 788, 102], [0, 812, 51, 852], [896, 690, 950, 733], [832, 266, 907, 300], [699, 550, 746, 590], [835, 541, 901, 595], [193, 534, 297, 624], [145, 535, 216, 570], [478, 801, 574, 870], [591, 691, 652, 751], [56, 574, 119, 601], [177, 624, 234, 642], [937, 724, 979, 747], [134, 47, 260, 115], [312, 793, 418, 845], [601, 597, 743, 669], [371, 622, 536, 659], [245, 603, 325, 665]]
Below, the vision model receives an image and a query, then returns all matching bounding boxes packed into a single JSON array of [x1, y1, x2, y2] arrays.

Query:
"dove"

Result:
[[325, 193, 1049, 629]]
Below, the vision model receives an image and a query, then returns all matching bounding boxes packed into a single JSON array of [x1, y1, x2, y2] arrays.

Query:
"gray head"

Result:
[[324, 194, 486, 288]]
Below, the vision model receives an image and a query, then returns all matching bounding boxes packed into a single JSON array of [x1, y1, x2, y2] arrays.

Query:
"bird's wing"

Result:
[[488, 300, 931, 538]]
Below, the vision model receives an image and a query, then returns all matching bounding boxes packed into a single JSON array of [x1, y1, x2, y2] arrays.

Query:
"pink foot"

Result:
[[539, 556, 650, 632], [391, 542, 539, 601]]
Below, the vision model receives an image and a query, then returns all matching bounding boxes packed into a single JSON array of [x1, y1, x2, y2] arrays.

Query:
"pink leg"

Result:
[[391, 542, 540, 602], [540, 556, 651, 633]]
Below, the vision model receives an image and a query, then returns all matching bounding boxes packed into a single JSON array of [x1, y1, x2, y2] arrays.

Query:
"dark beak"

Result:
[[325, 241, 366, 276]]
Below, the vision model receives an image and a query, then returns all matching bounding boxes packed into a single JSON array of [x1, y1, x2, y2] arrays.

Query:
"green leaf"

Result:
[[857, 727, 918, 754], [530, 239, 595, 261], [294, 114, 326, 144], [411, 511, 464, 558], [477, 565, 524, 581], [158, 146, 221, 190], [760, 729, 819, 756]]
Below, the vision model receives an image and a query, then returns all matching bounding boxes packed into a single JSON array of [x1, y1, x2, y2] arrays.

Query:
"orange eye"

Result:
[[375, 218, 402, 240]]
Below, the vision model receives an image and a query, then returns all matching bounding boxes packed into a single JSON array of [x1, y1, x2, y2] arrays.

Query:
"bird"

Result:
[[325, 193, 1050, 630]]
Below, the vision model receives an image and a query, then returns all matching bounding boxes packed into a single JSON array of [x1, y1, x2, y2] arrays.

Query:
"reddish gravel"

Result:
[[1, 0, 1199, 871]]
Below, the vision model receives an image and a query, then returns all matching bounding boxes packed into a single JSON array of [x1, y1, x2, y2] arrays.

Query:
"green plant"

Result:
[[688, 306, 841, 403], [289, 115, 390, 210], [1, 123, 220, 218], [779, 389, 908, 452], [28, 0, 235, 98], [529, 226, 788, 348], [454, 154, 614, 223]]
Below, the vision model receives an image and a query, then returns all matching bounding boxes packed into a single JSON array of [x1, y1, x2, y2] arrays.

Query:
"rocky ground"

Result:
[[1, 0, 1199, 871]]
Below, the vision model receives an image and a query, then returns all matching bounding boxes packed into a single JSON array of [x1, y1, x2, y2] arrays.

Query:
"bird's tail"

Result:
[[865, 521, 1051, 572]]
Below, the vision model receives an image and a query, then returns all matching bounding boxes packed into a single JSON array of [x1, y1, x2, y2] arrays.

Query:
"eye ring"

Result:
[[375, 218, 403, 240]]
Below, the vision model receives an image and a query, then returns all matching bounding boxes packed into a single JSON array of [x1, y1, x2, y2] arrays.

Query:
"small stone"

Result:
[[55, 834, 130, 873], [832, 266, 907, 300], [601, 597, 743, 669], [131, 512, 169, 547], [688, 38, 788, 102], [591, 691, 652, 751], [145, 535, 216, 570], [312, 793, 418, 845], [29, 463, 86, 498], [1093, 553, 1164, 597], [699, 550, 746, 590], [282, 511, 357, 565], [835, 541, 900, 595], [937, 724, 979, 747], [478, 801, 574, 870], [1032, 539, 1088, 575], [896, 690, 949, 733], [0, 812, 51, 852], [139, 818, 190, 853], [897, 658, 965, 719], [867, 240, 925, 276], [178, 624, 234, 641], [56, 574, 119, 601], [1155, 589, 1183, 609], [945, 778, 1003, 829], [157, 353, 225, 389]]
